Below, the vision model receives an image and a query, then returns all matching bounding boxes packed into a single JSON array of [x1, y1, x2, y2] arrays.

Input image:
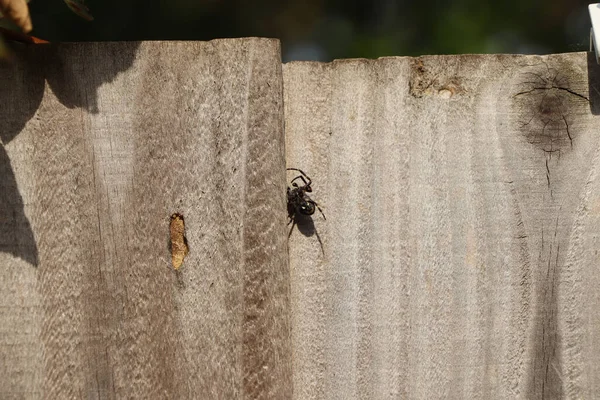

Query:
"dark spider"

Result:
[[287, 168, 326, 254], [287, 168, 326, 225]]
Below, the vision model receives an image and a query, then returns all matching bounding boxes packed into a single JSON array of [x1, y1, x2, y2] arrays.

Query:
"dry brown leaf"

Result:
[[0, 0, 32, 32]]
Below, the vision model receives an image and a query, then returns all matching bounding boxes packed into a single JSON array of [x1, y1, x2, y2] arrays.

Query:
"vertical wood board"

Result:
[[0, 39, 291, 399], [284, 52, 600, 399]]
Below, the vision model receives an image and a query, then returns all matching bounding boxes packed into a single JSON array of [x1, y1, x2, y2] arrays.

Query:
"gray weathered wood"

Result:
[[4, 40, 600, 399], [0, 40, 291, 399], [284, 52, 600, 399]]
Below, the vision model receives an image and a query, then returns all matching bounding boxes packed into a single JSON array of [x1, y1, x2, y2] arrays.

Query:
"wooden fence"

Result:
[[1, 39, 600, 399]]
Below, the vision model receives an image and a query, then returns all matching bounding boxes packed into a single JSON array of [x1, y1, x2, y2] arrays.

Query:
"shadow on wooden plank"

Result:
[[587, 51, 600, 115], [289, 214, 325, 255], [0, 42, 141, 266]]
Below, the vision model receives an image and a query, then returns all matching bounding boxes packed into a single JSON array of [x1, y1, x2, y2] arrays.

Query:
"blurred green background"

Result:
[[28, 0, 592, 61]]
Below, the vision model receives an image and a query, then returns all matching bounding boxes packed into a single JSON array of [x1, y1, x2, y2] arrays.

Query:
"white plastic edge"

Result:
[[589, 4, 600, 63]]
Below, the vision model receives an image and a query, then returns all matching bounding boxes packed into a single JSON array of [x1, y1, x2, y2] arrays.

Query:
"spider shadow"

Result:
[[288, 214, 325, 255]]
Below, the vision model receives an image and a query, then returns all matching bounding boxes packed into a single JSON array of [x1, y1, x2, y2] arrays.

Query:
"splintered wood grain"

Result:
[[284, 52, 600, 399], [0, 40, 291, 399]]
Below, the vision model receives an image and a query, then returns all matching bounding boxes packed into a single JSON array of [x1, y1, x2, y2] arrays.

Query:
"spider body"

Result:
[[286, 168, 326, 223]]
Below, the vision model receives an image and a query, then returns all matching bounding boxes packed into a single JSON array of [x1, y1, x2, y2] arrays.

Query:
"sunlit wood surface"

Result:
[[0, 39, 291, 399], [284, 52, 600, 399], [2, 41, 600, 399]]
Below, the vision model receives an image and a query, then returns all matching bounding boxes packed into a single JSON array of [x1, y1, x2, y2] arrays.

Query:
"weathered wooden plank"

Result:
[[284, 52, 600, 399], [0, 40, 291, 399], [5, 40, 600, 400]]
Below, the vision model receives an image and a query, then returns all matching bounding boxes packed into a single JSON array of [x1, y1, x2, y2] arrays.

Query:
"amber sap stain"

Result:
[[169, 213, 189, 270]]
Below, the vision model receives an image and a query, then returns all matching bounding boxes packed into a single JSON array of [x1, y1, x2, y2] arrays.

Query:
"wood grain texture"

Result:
[[284, 52, 600, 399], [4, 41, 600, 400], [0, 40, 291, 399]]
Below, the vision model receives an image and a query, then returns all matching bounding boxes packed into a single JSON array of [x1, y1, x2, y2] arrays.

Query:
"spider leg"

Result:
[[290, 175, 310, 189], [311, 200, 326, 220], [314, 226, 325, 255], [287, 168, 312, 186], [288, 218, 296, 238]]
